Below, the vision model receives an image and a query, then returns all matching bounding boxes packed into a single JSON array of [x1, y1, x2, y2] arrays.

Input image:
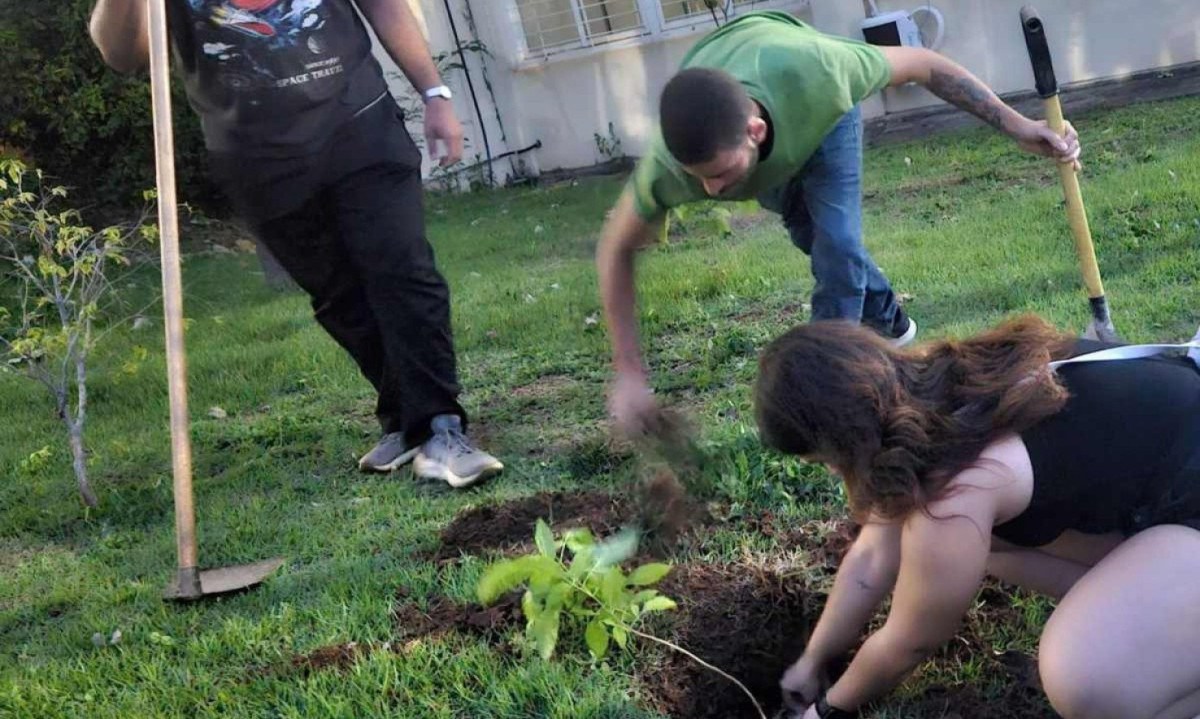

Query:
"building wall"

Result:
[[389, 0, 1200, 179], [874, 0, 1200, 114]]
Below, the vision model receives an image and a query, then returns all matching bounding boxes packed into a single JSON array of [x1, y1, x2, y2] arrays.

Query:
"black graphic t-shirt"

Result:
[[168, 0, 389, 156]]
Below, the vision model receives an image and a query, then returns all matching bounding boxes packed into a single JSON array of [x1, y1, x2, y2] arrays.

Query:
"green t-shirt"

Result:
[[629, 11, 892, 220]]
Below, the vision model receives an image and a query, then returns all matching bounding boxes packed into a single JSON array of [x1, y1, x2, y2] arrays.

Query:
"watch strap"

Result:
[[815, 692, 859, 719], [422, 85, 452, 101]]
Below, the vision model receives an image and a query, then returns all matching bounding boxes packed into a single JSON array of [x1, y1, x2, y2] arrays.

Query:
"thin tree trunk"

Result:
[[69, 340, 97, 508], [68, 418, 97, 508]]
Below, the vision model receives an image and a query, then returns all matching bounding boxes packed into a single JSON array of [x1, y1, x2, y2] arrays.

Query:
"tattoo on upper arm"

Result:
[[927, 68, 1008, 132]]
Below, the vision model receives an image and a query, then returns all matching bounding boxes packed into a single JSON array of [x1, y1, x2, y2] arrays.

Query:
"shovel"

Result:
[[147, 0, 285, 601], [1020, 5, 1120, 342]]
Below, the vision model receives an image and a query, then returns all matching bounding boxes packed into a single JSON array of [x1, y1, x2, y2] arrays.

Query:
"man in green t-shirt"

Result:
[[598, 11, 1080, 435]]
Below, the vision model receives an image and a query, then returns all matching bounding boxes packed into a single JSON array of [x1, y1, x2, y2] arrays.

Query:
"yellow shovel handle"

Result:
[[1043, 96, 1105, 300]]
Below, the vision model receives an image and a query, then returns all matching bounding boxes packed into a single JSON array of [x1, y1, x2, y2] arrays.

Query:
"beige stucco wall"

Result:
[[876, 0, 1200, 114], [497, 2, 816, 172], [388, 0, 1200, 179]]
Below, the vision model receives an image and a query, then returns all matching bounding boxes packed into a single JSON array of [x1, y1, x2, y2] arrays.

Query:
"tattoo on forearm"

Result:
[[928, 68, 1009, 132]]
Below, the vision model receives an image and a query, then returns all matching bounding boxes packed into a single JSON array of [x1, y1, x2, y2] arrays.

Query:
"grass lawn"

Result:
[[2, 94, 1198, 719]]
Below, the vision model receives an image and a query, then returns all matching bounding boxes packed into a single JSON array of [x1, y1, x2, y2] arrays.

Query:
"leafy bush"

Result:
[[0, 0, 214, 210]]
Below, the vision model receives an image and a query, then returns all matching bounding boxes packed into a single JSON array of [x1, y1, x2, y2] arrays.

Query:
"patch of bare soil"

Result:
[[274, 591, 525, 678], [643, 564, 818, 719], [428, 479, 708, 562], [289, 642, 375, 676], [510, 374, 576, 400], [428, 490, 629, 562], [392, 587, 524, 646], [644, 567, 1052, 719]]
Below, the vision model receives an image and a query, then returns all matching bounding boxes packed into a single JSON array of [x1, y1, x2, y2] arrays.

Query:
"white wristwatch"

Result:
[[422, 85, 452, 103]]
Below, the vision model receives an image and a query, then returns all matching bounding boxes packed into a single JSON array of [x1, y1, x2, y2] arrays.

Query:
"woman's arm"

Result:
[[820, 484, 995, 713], [780, 518, 901, 707], [805, 519, 902, 665]]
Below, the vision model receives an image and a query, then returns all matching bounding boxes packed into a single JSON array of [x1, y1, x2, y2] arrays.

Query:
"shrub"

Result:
[[0, 0, 214, 210]]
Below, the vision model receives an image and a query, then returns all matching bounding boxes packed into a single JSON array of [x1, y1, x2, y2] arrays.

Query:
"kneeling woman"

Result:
[[754, 316, 1200, 719]]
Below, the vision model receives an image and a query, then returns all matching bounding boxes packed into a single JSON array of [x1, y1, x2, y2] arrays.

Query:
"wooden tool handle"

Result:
[[1044, 96, 1105, 299], [146, 0, 199, 577]]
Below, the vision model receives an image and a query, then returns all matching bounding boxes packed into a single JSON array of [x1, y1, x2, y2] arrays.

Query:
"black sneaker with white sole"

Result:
[[889, 310, 918, 347]]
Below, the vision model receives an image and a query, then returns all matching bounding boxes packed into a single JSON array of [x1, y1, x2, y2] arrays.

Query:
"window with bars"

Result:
[[515, 0, 780, 58], [516, 0, 647, 54], [659, 0, 717, 22], [661, 0, 763, 22]]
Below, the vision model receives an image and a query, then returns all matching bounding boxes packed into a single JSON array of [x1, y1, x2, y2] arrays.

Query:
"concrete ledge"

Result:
[[865, 60, 1200, 146], [535, 156, 635, 185]]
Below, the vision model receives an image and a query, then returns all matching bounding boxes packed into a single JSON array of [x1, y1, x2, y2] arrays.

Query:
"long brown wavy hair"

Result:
[[754, 315, 1076, 520]]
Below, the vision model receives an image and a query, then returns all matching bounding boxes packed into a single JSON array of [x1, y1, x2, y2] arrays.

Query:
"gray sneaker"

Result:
[[413, 414, 503, 488], [358, 432, 419, 473]]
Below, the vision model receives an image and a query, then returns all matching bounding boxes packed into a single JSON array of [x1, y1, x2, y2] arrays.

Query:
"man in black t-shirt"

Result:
[[90, 0, 502, 488]]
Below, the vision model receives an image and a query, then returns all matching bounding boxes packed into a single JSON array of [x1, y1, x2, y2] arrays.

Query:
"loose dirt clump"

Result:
[[634, 468, 708, 551], [278, 590, 526, 679], [289, 642, 374, 676], [429, 490, 629, 561], [392, 588, 524, 643]]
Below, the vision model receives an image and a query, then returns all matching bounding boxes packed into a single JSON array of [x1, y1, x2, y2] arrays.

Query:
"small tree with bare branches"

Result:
[[0, 160, 154, 507]]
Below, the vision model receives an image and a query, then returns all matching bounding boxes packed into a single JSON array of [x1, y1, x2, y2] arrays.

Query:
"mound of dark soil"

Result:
[[430, 490, 629, 561], [644, 564, 818, 719]]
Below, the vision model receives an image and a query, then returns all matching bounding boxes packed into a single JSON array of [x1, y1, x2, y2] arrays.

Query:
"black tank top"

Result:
[[993, 347, 1200, 547]]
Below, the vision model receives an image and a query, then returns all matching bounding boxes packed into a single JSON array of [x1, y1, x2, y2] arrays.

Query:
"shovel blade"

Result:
[[164, 557, 285, 602], [1083, 318, 1120, 343], [1083, 296, 1120, 343]]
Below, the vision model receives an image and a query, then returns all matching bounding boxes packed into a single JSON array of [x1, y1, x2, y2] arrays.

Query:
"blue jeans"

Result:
[[757, 106, 901, 331]]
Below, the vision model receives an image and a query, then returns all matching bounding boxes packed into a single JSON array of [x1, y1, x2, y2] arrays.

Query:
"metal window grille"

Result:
[[658, 0, 716, 23], [661, 0, 758, 24], [515, 0, 782, 58], [516, 0, 647, 55]]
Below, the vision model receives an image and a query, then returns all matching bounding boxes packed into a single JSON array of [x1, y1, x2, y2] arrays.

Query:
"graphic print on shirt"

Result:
[[184, 0, 345, 91]]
